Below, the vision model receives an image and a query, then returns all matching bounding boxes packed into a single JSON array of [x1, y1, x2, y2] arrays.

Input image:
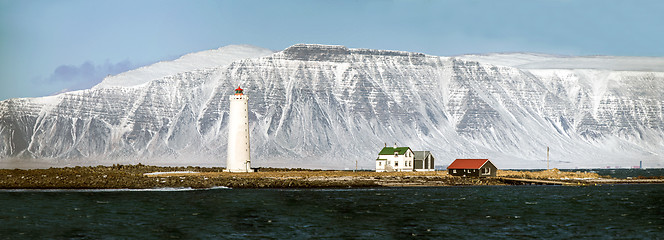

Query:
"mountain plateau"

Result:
[[1, 44, 662, 169]]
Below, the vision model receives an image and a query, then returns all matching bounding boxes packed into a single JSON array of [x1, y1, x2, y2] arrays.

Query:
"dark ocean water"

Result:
[[590, 168, 664, 179], [1, 184, 663, 239]]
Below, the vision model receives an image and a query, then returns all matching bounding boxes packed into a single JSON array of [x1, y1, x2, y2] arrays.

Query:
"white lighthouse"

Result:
[[226, 86, 253, 172]]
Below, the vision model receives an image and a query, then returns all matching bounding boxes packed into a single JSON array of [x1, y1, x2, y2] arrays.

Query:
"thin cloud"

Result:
[[42, 60, 137, 91]]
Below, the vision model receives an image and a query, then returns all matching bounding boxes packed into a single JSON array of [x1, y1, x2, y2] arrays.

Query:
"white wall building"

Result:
[[375, 144, 415, 172], [226, 86, 253, 172]]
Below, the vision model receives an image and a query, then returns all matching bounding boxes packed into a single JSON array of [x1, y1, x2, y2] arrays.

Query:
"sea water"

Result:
[[1, 184, 662, 239], [590, 168, 664, 179]]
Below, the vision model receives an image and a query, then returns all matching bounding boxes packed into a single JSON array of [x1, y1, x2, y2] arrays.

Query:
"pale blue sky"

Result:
[[1, 0, 663, 100]]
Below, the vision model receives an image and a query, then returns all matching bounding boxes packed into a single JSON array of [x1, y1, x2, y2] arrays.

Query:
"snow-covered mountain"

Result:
[[456, 52, 664, 72], [94, 44, 275, 88], [1, 44, 662, 169]]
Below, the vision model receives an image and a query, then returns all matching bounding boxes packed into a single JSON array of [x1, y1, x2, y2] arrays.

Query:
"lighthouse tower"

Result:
[[226, 86, 253, 172]]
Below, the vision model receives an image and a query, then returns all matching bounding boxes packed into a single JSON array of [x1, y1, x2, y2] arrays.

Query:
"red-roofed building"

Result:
[[447, 159, 497, 177]]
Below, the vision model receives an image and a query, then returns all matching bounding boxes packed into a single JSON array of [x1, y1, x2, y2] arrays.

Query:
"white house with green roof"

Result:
[[376, 144, 415, 172]]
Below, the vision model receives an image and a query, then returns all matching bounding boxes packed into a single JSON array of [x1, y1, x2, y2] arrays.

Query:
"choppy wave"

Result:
[[0, 185, 662, 239]]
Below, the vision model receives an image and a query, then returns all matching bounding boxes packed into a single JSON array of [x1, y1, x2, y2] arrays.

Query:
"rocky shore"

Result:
[[0, 165, 660, 189]]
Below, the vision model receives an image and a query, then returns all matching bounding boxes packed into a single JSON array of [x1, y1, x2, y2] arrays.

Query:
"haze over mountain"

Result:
[[1, 44, 662, 169]]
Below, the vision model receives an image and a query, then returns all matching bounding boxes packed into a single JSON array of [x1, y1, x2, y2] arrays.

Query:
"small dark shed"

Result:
[[413, 151, 435, 171], [447, 159, 497, 177]]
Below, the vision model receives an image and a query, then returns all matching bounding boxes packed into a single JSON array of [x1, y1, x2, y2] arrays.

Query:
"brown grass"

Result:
[[156, 170, 448, 179], [498, 168, 603, 180], [0, 165, 610, 189]]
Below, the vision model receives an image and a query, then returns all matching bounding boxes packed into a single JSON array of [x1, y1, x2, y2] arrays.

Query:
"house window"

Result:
[[378, 162, 382, 166], [483, 167, 490, 174], [395, 153, 398, 157], [395, 162, 398, 167], [452, 169, 456, 173]]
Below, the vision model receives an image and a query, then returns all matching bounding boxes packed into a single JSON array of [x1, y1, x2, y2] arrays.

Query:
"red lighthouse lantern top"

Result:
[[234, 86, 243, 95]]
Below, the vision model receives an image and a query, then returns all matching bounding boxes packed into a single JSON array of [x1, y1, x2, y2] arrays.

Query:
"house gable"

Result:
[[412, 151, 435, 170], [479, 160, 496, 170], [413, 151, 428, 161]]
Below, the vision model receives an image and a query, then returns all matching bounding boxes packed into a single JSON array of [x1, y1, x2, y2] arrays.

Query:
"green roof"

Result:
[[378, 147, 410, 155]]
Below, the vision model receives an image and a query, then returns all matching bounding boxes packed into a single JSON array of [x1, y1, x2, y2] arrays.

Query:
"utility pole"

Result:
[[547, 146, 550, 170]]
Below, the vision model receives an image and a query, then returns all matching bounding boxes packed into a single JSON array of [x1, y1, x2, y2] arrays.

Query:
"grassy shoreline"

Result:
[[0, 164, 660, 189]]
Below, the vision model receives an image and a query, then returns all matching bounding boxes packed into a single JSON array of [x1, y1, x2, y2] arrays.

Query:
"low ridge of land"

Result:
[[0, 165, 661, 189]]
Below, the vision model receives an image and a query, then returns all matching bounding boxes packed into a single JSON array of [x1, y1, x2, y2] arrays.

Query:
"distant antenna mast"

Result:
[[547, 146, 550, 170]]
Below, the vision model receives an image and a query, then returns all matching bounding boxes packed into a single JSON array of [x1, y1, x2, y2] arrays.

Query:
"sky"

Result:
[[1, 0, 663, 101]]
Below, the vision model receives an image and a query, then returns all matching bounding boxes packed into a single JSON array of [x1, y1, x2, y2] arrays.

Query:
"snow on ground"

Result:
[[143, 171, 199, 176]]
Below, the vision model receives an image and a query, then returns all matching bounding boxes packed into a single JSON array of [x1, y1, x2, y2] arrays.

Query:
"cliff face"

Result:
[[1, 44, 663, 168]]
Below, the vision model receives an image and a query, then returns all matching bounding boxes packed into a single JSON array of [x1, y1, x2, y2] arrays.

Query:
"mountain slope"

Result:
[[1, 44, 662, 169], [93, 44, 274, 89], [456, 53, 664, 71]]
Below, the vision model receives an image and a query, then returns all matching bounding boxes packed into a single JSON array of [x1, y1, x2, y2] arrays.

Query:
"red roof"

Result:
[[447, 159, 489, 169], [235, 86, 243, 92]]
